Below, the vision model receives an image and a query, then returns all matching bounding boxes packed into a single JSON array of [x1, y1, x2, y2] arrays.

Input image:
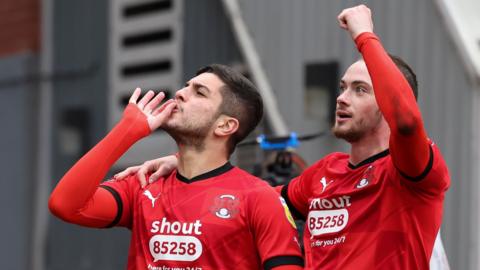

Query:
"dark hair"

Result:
[[388, 54, 418, 100], [196, 64, 264, 154]]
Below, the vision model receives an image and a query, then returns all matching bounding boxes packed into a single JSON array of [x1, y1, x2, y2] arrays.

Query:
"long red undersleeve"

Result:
[[355, 32, 430, 178], [48, 104, 150, 227]]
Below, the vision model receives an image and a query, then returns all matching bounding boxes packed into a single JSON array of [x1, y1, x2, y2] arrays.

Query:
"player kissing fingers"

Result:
[[128, 88, 177, 132]]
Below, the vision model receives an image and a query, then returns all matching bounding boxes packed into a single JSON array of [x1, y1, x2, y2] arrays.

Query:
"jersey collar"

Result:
[[348, 149, 389, 169], [176, 162, 234, 183]]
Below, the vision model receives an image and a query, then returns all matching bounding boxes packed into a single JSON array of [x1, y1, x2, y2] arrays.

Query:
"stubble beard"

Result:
[[332, 121, 366, 143], [331, 112, 382, 143], [163, 117, 217, 152]]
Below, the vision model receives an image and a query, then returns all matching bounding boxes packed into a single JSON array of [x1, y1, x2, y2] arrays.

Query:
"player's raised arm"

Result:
[[338, 5, 430, 179], [48, 89, 176, 227]]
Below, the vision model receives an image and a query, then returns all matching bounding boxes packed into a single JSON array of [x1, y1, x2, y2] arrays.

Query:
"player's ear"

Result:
[[214, 115, 239, 137]]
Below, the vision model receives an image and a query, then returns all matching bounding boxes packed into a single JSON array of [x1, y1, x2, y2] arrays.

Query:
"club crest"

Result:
[[210, 194, 240, 219], [356, 165, 374, 189]]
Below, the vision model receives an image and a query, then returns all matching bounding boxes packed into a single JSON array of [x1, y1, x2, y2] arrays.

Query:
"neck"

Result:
[[348, 122, 390, 165], [176, 143, 229, 179]]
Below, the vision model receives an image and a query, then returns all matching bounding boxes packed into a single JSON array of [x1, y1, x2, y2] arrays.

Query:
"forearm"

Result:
[[356, 33, 422, 132], [356, 32, 430, 177], [49, 104, 150, 224]]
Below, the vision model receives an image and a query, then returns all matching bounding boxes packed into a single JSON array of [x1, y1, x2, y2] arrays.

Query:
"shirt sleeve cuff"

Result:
[[264, 255, 304, 270], [281, 184, 306, 220]]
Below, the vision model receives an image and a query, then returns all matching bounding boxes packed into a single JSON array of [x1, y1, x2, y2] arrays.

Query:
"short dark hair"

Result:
[[196, 64, 264, 154], [388, 54, 418, 100]]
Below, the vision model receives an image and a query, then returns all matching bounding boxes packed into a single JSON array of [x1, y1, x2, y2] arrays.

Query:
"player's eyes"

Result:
[[196, 89, 206, 97], [355, 86, 367, 93]]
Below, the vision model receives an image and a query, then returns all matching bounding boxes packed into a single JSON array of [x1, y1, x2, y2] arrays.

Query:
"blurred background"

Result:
[[1, 0, 479, 269]]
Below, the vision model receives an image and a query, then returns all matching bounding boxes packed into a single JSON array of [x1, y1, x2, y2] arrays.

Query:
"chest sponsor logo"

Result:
[[308, 196, 351, 237], [210, 194, 239, 219], [307, 209, 349, 236], [309, 196, 351, 210], [320, 177, 334, 193], [311, 235, 346, 248], [149, 218, 203, 262], [143, 190, 161, 208], [149, 235, 202, 262]]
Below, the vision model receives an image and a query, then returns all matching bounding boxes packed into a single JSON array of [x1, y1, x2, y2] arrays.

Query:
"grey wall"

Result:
[[238, 0, 474, 269], [46, 1, 131, 269], [0, 53, 39, 270], [182, 0, 242, 81]]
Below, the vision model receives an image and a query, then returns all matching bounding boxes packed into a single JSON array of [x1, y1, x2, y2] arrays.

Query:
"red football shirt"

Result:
[[102, 162, 303, 270], [283, 142, 450, 269]]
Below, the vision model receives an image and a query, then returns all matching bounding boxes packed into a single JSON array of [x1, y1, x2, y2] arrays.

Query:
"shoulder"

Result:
[[225, 167, 279, 198], [227, 167, 269, 185], [311, 152, 348, 168], [386, 140, 450, 193], [102, 170, 176, 194], [415, 140, 450, 190], [301, 152, 349, 178], [101, 174, 140, 192]]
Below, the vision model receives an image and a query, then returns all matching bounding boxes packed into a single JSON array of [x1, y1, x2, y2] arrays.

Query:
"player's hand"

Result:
[[128, 87, 177, 132], [337, 5, 374, 40], [114, 155, 179, 188]]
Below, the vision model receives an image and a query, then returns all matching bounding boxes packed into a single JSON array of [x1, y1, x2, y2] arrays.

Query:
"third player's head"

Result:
[[332, 55, 417, 143], [163, 64, 263, 155]]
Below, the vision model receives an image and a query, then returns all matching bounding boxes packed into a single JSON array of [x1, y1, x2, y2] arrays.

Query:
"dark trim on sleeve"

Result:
[[264, 255, 304, 270], [397, 144, 434, 182], [281, 184, 305, 221], [99, 185, 123, 228]]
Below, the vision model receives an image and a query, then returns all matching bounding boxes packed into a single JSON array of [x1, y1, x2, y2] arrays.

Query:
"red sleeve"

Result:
[[282, 177, 308, 220], [281, 159, 323, 220], [274, 185, 283, 195], [99, 175, 141, 228], [390, 142, 450, 194], [355, 32, 431, 180], [248, 187, 304, 269], [48, 104, 150, 228]]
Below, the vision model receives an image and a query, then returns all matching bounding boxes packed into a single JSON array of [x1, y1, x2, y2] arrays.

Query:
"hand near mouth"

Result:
[[128, 87, 177, 132]]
